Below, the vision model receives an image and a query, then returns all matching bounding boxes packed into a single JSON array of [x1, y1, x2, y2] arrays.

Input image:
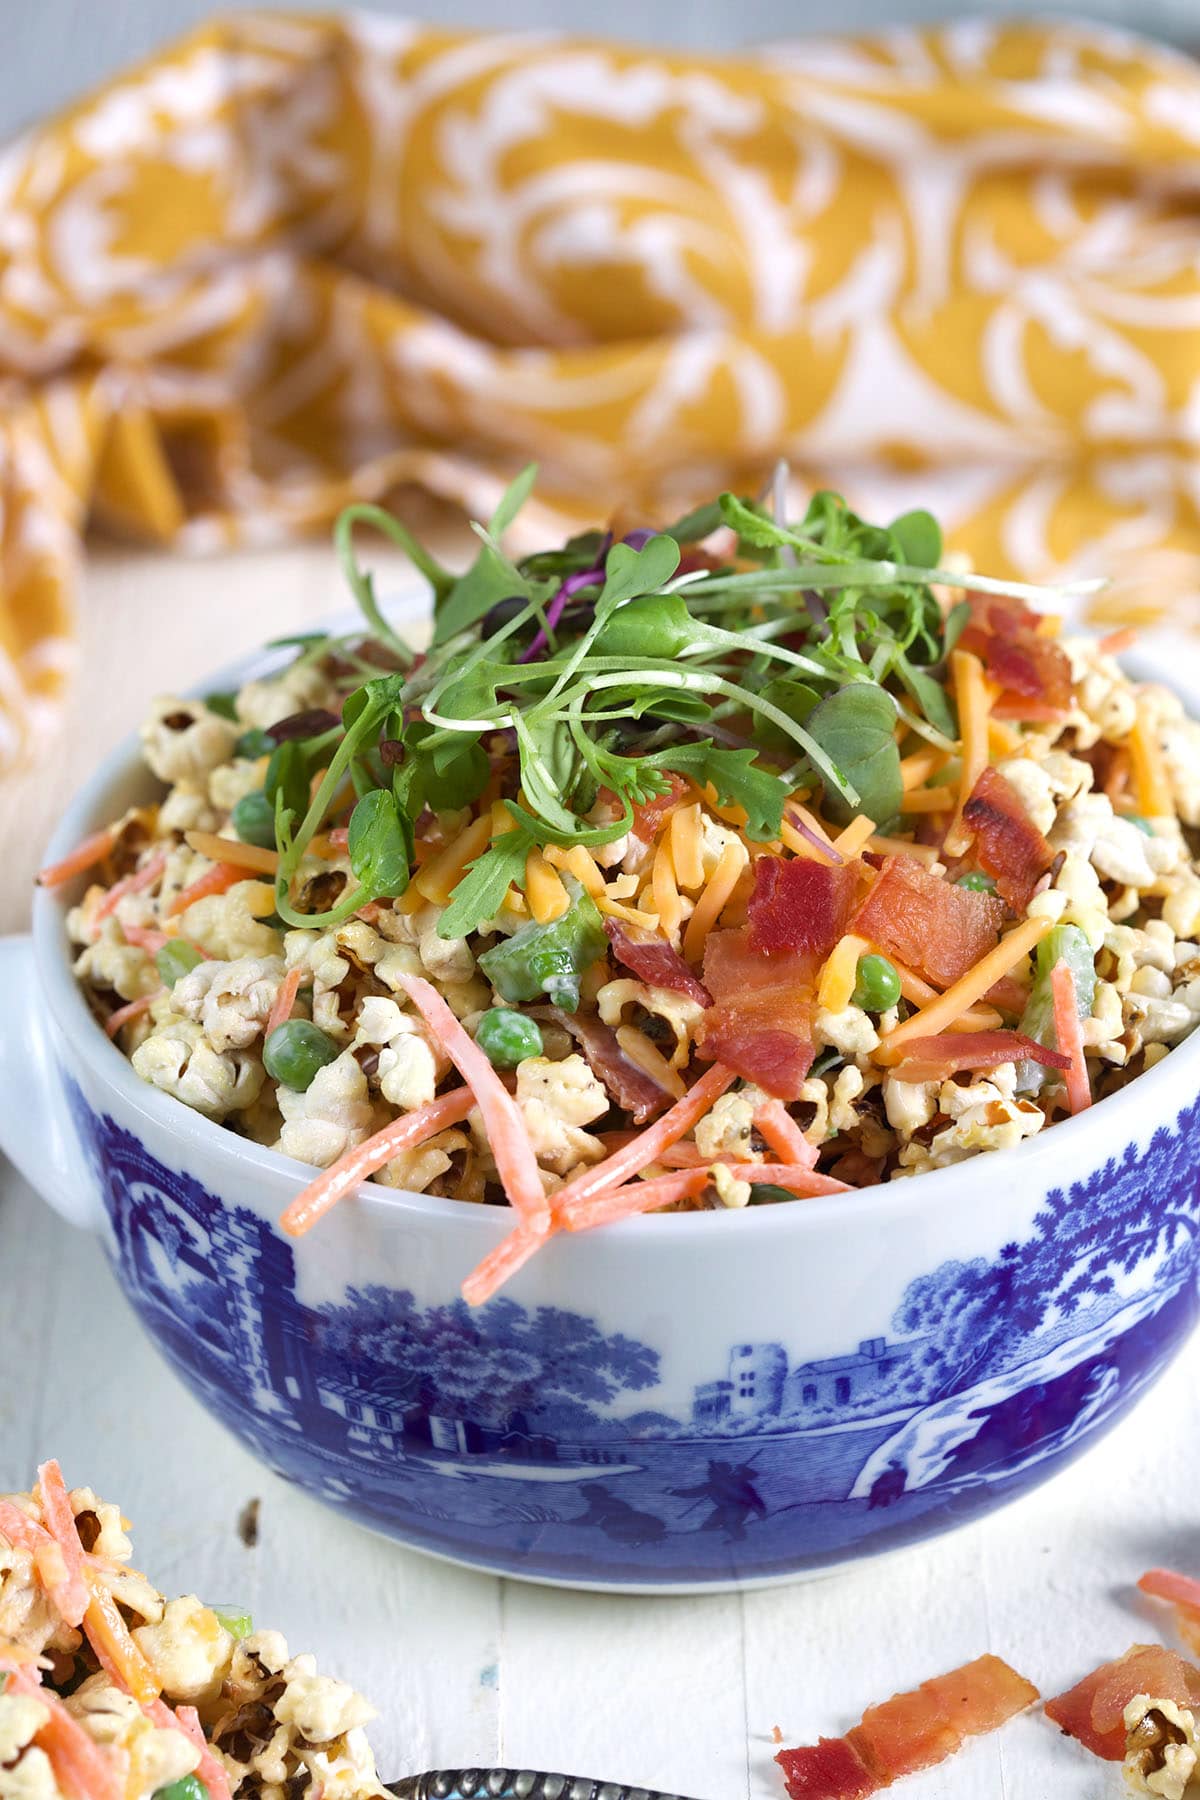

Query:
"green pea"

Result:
[[1126, 814, 1154, 836], [152, 1779, 208, 1800], [155, 941, 204, 988], [264, 1020, 339, 1091], [956, 871, 996, 892], [474, 1008, 543, 1070], [205, 691, 238, 721], [852, 953, 902, 1014], [234, 727, 273, 760], [232, 790, 277, 850]]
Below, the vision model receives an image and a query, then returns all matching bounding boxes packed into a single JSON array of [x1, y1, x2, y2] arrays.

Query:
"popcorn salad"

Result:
[[42, 479, 1200, 1306], [0, 1461, 388, 1800]]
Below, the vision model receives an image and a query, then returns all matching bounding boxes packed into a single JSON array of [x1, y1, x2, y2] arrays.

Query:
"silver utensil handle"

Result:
[[387, 1770, 705, 1799]]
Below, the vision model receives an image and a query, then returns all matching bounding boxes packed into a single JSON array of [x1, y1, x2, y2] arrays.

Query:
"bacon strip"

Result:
[[696, 929, 817, 1101], [1045, 1645, 1200, 1761], [890, 1030, 1069, 1084], [961, 766, 1053, 910], [959, 594, 1072, 711], [747, 855, 857, 958], [550, 1008, 672, 1124], [603, 918, 712, 1006], [851, 856, 1005, 992]]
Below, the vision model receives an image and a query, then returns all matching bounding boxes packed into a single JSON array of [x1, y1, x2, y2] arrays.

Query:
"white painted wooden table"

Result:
[[1, 545, 1196, 1799]]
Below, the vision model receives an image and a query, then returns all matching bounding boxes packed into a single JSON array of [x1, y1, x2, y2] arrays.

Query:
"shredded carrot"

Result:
[[944, 648, 991, 857], [119, 923, 169, 955], [34, 1462, 87, 1628], [550, 1063, 737, 1216], [0, 1498, 53, 1555], [831, 814, 876, 859], [1138, 1568, 1200, 1612], [561, 1169, 709, 1229], [83, 1568, 161, 1704], [818, 933, 869, 1013], [397, 974, 550, 1233], [670, 803, 705, 891], [682, 840, 746, 962], [525, 850, 570, 923], [878, 916, 1052, 1059], [184, 830, 279, 874], [5, 1662, 122, 1800], [864, 834, 940, 866], [898, 789, 953, 813], [1051, 961, 1092, 1114], [752, 1098, 819, 1168], [165, 862, 247, 918], [149, 1702, 234, 1800], [266, 967, 303, 1039], [36, 825, 119, 889], [1099, 625, 1138, 656], [415, 812, 493, 906], [651, 836, 683, 942], [1130, 700, 1174, 818], [93, 851, 168, 928], [461, 1222, 555, 1307], [280, 1088, 476, 1237], [104, 992, 163, 1039]]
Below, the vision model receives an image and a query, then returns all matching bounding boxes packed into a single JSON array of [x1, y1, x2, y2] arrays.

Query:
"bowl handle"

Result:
[[0, 936, 102, 1230]]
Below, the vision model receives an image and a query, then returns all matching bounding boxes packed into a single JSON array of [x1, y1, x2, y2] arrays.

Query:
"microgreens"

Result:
[[254, 466, 1103, 941]]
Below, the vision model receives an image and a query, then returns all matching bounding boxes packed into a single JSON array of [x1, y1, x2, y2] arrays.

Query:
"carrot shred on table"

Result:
[[280, 1087, 476, 1237], [33, 1462, 88, 1628], [549, 1063, 737, 1216], [183, 830, 278, 874], [461, 1221, 556, 1307], [397, 973, 550, 1234], [1098, 626, 1138, 656], [146, 1700, 234, 1800], [103, 992, 163, 1039], [4, 1662, 122, 1800], [35, 825, 119, 889], [753, 1098, 818, 1168], [1051, 962, 1092, 1114], [165, 861, 247, 917], [266, 967, 303, 1039], [83, 1568, 161, 1705], [1138, 1567, 1200, 1611], [92, 851, 168, 930]]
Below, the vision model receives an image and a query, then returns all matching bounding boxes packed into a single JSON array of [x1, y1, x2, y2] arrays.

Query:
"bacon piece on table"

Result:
[[1045, 1645, 1200, 1761]]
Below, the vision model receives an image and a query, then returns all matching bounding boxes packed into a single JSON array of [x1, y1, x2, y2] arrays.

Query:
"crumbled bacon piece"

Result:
[[631, 772, 689, 841], [959, 594, 1072, 712], [961, 766, 1054, 911], [776, 1655, 1038, 1800], [850, 857, 1005, 990], [604, 919, 712, 1006], [550, 1008, 672, 1125], [890, 1030, 1069, 1084], [1046, 1646, 1200, 1761], [695, 928, 816, 1100], [747, 855, 858, 958]]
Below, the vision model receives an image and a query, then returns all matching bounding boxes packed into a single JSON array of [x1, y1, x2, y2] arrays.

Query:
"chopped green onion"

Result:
[[155, 942, 204, 988]]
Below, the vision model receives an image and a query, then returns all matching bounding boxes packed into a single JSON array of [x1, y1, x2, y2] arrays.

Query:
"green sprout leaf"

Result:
[[347, 789, 412, 900], [437, 825, 534, 939], [804, 684, 902, 827]]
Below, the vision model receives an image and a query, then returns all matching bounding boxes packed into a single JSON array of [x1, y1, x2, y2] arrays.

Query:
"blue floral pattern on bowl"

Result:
[[67, 1080, 1200, 1586]]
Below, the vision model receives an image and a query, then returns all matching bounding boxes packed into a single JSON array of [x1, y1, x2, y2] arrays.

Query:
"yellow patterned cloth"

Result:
[[2, 13, 1200, 763]]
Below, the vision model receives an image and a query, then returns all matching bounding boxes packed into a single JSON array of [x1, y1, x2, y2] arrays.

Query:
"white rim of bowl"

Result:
[[30, 602, 1200, 1240]]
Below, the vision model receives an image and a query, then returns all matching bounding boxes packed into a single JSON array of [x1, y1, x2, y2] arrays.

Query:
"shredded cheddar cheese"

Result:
[[414, 812, 493, 905], [944, 647, 991, 858], [651, 836, 684, 943], [818, 934, 869, 1012], [525, 850, 570, 923], [900, 748, 949, 790], [670, 802, 705, 891], [1130, 700, 1174, 819], [597, 897, 661, 929], [898, 789, 953, 813], [545, 842, 605, 897], [878, 915, 1053, 1059], [864, 834, 940, 866], [615, 1024, 687, 1099], [183, 831, 278, 874], [682, 838, 746, 961], [831, 814, 876, 859]]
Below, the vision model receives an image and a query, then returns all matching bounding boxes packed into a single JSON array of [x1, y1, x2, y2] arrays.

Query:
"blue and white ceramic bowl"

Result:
[[3, 633, 1199, 1593]]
